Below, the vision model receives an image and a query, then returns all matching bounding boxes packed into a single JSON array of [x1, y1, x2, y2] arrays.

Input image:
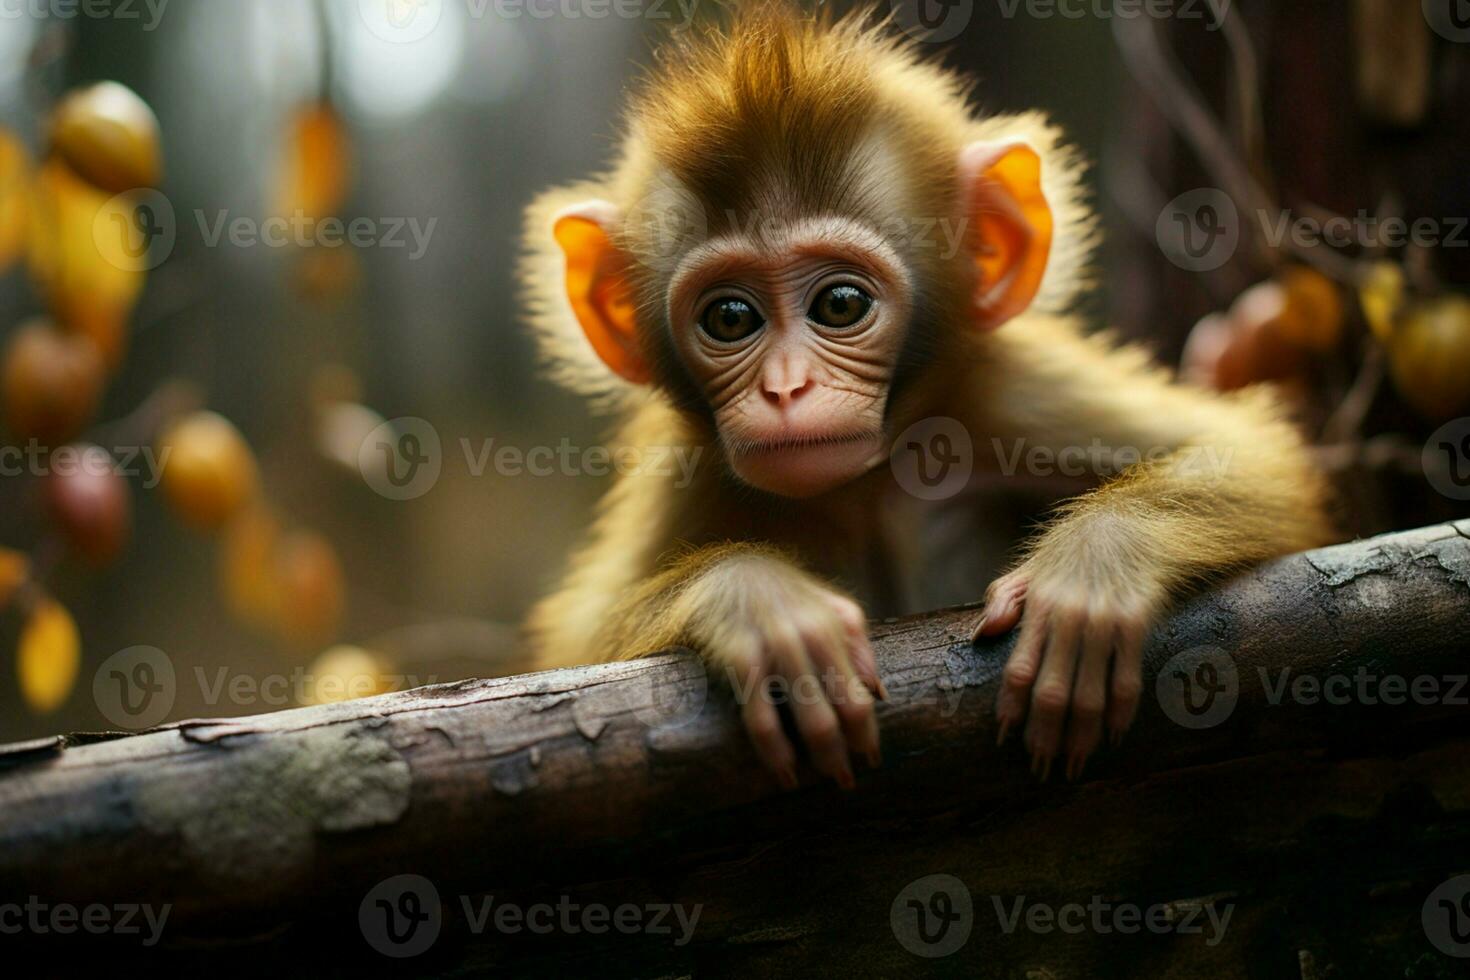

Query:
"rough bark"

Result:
[[2, 520, 1469, 976]]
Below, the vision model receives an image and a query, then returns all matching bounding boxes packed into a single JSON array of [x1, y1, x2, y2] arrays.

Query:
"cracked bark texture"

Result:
[[1, 520, 1468, 977]]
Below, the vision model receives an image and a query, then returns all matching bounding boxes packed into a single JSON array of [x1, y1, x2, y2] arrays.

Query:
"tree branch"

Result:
[[2, 521, 1468, 969]]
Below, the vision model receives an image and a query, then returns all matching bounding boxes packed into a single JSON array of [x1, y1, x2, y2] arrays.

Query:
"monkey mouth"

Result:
[[731, 429, 882, 457], [727, 429, 885, 498]]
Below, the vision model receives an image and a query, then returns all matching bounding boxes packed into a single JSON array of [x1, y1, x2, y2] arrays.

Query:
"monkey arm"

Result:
[[981, 317, 1335, 586], [967, 317, 1335, 779]]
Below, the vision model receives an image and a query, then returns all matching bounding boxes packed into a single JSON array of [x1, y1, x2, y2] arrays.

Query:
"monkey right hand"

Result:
[[677, 556, 885, 791]]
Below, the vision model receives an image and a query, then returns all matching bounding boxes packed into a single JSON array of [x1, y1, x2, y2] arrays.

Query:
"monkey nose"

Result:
[[761, 374, 816, 407]]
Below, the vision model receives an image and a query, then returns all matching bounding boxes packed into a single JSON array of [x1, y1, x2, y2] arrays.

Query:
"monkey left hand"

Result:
[[974, 559, 1161, 782]]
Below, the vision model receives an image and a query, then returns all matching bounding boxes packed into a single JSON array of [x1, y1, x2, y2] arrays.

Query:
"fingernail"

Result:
[[874, 677, 890, 702], [970, 614, 989, 642], [1038, 756, 1053, 783], [836, 766, 856, 791], [778, 767, 798, 791], [867, 748, 882, 769], [996, 718, 1012, 747], [1066, 755, 1083, 782]]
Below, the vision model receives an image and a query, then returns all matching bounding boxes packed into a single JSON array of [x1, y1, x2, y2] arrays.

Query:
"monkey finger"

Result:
[[1106, 616, 1148, 744], [771, 638, 856, 790], [1064, 615, 1113, 781], [803, 625, 881, 769], [733, 658, 798, 790], [975, 573, 1028, 638], [1024, 607, 1083, 780], [995, 600, 1046, 744], [840, 608, 882, 702]]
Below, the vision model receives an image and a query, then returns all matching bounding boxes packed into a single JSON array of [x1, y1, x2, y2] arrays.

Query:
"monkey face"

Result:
[[664, 215, 913, 498]]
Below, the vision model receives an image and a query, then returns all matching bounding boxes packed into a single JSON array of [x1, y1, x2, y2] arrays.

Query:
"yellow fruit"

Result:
[[274, 530, 345, 645], [28, 157, 145, 368], [276, 103, 351, 222], [18, 596, 80, 714], [49, 81, 162, 194], [0, 129, 29, 274], [158, 411, 258, 530], [301, 645, 390, 705], [1359, 261, 1406, 344], [1276, 265, 1344, 352], [1386, 294, 1470, 422], [2, 319, 106, 445], [219, 506, 282, 626]]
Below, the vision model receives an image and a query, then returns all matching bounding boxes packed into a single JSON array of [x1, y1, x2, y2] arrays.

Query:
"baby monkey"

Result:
[[521, 4, 1331, 786]]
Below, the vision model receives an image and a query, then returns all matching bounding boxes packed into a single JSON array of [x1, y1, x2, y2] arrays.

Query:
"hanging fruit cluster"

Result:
[[1181, 265, 1343, 392], [1, 82, 363, 718], [0, 82, 161, 714], [1182, 256, 1470, 424]]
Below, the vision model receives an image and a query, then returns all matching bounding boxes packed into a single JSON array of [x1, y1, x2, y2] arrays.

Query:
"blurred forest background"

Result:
[[0, 0, 1465, 741]]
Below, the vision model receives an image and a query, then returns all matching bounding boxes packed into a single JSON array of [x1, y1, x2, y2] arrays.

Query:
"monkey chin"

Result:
[[729, 433, 885, 500]]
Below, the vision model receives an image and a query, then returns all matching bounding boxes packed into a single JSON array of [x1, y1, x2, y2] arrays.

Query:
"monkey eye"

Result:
[[699, 297, 765, 344], [808, 284, 873, 330]]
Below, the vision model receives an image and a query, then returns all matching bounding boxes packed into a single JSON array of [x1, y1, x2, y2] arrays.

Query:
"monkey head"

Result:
[[525, 8, 1080, 499]]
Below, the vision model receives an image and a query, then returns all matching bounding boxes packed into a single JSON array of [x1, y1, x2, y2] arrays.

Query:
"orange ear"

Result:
[[959, 141, 1054, 330], [551, 202, 651, 384]]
